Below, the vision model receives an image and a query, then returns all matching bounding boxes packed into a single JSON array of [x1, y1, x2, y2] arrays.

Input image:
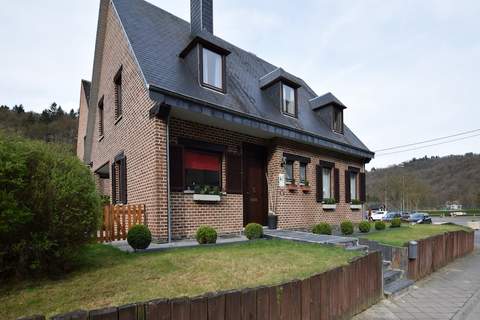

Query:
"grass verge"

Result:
[[359, 224, 472, 247], [0, 239, 360, 319]]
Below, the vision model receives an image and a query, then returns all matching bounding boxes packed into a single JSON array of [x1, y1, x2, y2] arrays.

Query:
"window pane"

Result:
[[203, 48, 223, 89], [285, 161, 293, 182], [184, 149, 221, 189], [300, 164, 306, 183], [322, 168, 331, 199], [350, 172, 357, 201], [282, 84, 296, 115]]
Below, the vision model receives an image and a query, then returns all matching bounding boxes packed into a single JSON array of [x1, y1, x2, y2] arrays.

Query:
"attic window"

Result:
[[201, 47, 225, 92], [333, 109, 343, 133], [282, 83, 297, 117], [114, 67, 123, 121]]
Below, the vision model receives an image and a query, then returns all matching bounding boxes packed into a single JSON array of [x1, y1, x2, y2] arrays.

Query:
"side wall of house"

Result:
[[76, 82, 89, 161], [169, 117, 366, 239], [89, 2, 168, 241]]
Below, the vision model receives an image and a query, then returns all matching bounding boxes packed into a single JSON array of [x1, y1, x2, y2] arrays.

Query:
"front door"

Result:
[[243, 144, 268, 226]]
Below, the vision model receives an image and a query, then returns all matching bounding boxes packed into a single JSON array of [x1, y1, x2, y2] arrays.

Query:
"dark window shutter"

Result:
[[226, 153, 242, 194], [119, 157, 127, 204], [334, 168, 340, 203], [316, 165, 323, 203], [359, 172, 366, 203], [111, 162, 117, 204], [345, 170, 351, 203], [169, 144, 184, 192]]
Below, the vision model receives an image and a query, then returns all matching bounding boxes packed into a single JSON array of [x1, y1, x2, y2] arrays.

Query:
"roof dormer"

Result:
[[310, 92, 346, 134], [260, 68, 302, 118]]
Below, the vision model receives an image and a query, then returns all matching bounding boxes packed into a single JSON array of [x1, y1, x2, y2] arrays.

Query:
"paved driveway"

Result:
[[353, 231, 480, 320]]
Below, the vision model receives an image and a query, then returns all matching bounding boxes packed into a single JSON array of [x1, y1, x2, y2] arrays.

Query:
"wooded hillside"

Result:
[[367, 154, 480, 210], [0, 104, 78, 153]]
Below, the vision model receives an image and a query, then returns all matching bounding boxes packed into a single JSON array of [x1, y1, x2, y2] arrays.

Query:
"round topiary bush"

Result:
[[375, 221, 386, 230], [390, 218, 402, 228], [0, 133, 101, 278], [340, 221, 354, 235], [196, 226, 218, 244], [359, 221, 371, 233], [127, 225, 152, 250], [244, 223, 263, 240], [312, 222, 332, 235]]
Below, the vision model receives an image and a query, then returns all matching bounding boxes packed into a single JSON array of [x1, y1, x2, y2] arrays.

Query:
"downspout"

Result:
[[166, 115, 172, 243]]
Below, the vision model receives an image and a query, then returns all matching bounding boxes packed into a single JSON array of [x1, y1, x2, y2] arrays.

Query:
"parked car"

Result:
[[370, 210, 388, 221], [401, 212, 411, 220], [382, 212, 402, 222], [451, 211, 467, 217], [405, 212, 432, 224]]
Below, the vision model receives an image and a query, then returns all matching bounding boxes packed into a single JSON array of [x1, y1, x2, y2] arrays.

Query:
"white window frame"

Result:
[[281, 83, 296, 117], [350, 171, 358, 201], [201, 47, 224, 92], [322, 167, 332, 199]]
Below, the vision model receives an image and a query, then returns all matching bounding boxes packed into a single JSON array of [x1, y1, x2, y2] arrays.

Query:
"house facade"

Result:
[[77, 0, 374, 242]]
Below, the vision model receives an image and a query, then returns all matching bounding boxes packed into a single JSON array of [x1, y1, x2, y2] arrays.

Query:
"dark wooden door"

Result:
[[243, 144, 268, 226]]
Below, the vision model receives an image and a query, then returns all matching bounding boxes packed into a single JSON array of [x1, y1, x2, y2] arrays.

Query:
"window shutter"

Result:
[[169, 144, 184, 192], [334, 168, 340, 203], [345, 170, 351, 203], [226, 153, 242, 194], [316, 165, 323, 203], [111, 162, 117, 204], [119, 157, 127, 204], [359, 172, 366, 203]]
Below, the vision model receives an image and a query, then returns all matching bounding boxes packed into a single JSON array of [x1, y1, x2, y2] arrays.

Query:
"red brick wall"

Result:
[[88, 2, 168, 240]]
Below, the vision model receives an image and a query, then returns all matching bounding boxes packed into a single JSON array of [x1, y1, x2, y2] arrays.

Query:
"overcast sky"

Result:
[[1, 0, 479, 169]]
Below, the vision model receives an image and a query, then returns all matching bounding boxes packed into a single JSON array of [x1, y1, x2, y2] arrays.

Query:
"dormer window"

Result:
[[201, 46, 225, 92], [333, 109, 343, 133], [282, 83, 296, 117]]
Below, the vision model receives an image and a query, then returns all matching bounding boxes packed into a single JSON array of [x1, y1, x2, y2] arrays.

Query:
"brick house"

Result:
[[77, 0, 374, 242]]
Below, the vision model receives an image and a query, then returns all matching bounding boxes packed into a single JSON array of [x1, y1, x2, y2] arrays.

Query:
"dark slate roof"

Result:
[[81, 80, 91, 107], [310, 92, 346, 110], [259, 68, 303, 89], [112, 0, 373, 157]]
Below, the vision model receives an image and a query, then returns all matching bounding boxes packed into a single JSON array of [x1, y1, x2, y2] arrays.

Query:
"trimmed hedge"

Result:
[[341, 221, 354, 235], [196, 226, 218, 244], [0, 133, 101, 279], [127, 225, 152, 250], [390, 218, 402, 228], [375, 221, 386, 231], [245, 223, 263, 240], [359, 221, 371, 233], [312, 223, 332, 235]]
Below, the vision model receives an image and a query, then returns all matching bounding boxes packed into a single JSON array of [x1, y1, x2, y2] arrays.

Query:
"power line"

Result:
[[375, 133, 480, 157], [374, 128, 480, 152]]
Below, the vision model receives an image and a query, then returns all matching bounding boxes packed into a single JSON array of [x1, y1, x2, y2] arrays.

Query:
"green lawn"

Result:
[[360, 224, 472, 247], [0, 239, 360, 319]]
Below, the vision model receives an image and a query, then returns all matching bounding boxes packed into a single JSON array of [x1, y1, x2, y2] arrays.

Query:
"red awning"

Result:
[[184, 150, 220, 171]]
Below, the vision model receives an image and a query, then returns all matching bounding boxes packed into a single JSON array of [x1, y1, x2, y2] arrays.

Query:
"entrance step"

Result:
[[384, 279, 414, 297], [384, 269, 402, 286]]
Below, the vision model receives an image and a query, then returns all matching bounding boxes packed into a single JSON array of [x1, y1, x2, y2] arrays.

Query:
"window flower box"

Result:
[[300, 185, 311, 193], [350, 204, 362, 210], [322, 204, 337, 210], [287, 183, 297, 192], [193, 194, 221, 202]]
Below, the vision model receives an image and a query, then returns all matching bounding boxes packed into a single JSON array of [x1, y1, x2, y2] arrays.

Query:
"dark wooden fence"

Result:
[[20, 252, 383, 320], [408, 230, 475, 280], [97, 204, 146, 242]]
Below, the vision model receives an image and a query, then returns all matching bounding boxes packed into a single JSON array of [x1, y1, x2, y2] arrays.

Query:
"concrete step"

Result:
[[384, 279, 415, 297], [383, 269, 402, 286]]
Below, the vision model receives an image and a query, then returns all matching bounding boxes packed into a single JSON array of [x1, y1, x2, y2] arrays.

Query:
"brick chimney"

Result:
[[191, 0, 213, 34]]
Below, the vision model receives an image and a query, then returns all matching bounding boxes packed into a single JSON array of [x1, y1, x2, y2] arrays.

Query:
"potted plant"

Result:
[[267, 211, 278, 229], [287, 178, 297, 192], [193, 185, 221, 202], [322, 198, 337, 210], [300, 180, 311, 193], [350, 199, 363, 210]]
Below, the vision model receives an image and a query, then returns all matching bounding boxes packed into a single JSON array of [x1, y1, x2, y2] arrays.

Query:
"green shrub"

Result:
[[340, 221, 354, 235], [127, 225, 152, 250], [244, 223, 263, 240], [323, 198, 336, 204], [390, 218, 402, 228], [0, 133, 101, 279], [196, 226, 218, 244], [375, 221, 386, 230], [351, 199, 363, 205], [312, 222, 332, 235], [358, 221, 371, 233]]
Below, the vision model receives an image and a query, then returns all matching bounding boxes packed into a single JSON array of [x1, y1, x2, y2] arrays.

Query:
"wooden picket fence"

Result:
[[97, 204, 146, 242]]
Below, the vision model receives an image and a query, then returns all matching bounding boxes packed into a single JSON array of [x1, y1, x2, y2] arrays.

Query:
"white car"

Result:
[[451, 211, 467, 217], [370, 211, 388, 221]]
